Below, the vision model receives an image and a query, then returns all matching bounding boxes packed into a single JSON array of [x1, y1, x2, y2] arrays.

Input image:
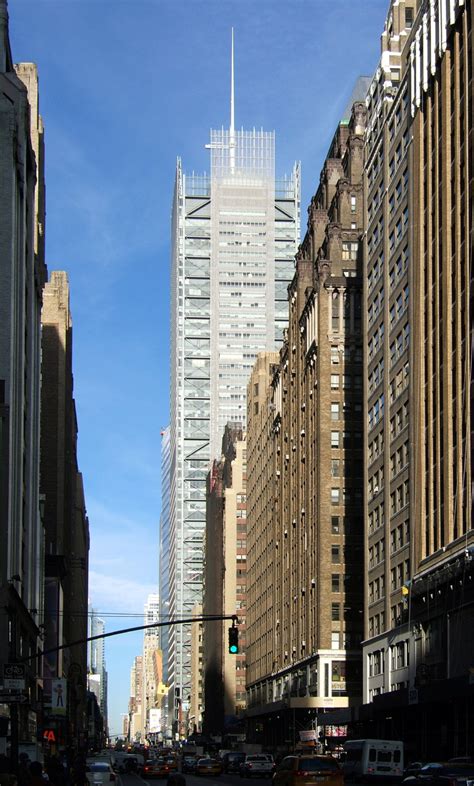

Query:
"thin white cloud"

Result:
[[89, 570, 157, 613]]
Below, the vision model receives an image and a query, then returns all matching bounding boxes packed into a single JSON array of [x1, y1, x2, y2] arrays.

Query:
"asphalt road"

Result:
[[127, 773, 272, 786], [121, 773, 394, 786]]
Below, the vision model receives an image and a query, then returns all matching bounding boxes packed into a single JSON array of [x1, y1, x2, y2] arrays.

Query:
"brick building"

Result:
[[245, 90, 367, 750]]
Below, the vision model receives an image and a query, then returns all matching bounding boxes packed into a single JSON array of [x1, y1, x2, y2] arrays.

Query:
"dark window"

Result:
[[298, 759, 339, 772]]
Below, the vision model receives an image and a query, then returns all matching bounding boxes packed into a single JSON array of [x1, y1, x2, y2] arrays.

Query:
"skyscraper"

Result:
[[159, 426, 171, 683], [87, 605, 108, 730], [165, 34, 300, 733]]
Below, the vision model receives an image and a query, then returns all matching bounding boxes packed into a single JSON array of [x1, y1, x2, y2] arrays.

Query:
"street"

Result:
[[119, 774, 392, 786], [124, 773, 273, 786]]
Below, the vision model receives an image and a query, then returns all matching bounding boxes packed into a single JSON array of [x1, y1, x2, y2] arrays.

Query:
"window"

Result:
[[332, 546, 341, 564], [405, 6, 414, 26], [342, 242, 358, 261], [331, 603, 340, 621], [332, 574, 340, 592], [331, 403, 340, 421], [331, 431, 340, 448], [331, 459, 340, 477], [331, 516, 340, 534], [331, 632, 340, 650], [331, 488, 340, 505], [331, 374, 340, 389]]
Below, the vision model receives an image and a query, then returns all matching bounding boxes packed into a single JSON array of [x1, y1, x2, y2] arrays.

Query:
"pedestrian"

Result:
[[0, 755, 16, 786], [70, 759, 87, 786], [16, 754, 30, 786], [28, 762, 45, 786], [45, 757, 66, 786]]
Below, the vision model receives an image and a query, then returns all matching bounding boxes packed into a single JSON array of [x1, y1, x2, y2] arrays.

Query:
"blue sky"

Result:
[[10, 0, 388, 739]]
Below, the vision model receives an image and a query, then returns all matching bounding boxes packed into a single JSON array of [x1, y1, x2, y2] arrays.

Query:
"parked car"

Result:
[[402, 762, 474, 786], [272, 754, 343, 786], [85, 761, 116, 786], [195, 758, 222, 776], [222, 752, 246, 773], [240, 754, 275, 779]]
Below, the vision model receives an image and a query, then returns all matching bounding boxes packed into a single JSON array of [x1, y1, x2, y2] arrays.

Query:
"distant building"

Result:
[[129, 655, 143, 742], [121, 713, 129, 739], [142, 594, 161, 739], [166, 51, 301, 731], [87, 605, 107, 732], [203, 425, 247, 737], [189, 604, 204, 736]]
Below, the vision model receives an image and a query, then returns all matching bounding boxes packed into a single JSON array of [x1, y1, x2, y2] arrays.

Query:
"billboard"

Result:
[[148, 708, 161, 733]]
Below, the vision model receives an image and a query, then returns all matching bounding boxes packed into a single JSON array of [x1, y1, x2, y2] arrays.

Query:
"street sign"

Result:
[[3, 664, 26, 691], [0, 692, 28, 704]]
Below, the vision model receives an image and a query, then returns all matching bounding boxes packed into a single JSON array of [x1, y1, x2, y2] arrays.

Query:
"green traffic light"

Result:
[[228, 625, 239, 654]]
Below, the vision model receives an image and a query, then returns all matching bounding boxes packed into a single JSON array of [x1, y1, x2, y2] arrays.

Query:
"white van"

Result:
[[341, 739, 404, 781]]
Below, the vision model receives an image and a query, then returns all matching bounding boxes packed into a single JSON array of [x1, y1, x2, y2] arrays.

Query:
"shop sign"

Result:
[[299, 730, 317, 741]]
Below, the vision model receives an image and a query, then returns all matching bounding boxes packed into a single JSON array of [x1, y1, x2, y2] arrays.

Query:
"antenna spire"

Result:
[[230, 27, 235, 173]]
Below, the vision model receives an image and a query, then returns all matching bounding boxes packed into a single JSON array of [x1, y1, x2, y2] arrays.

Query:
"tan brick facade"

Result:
[[246, 98, 367, 748]]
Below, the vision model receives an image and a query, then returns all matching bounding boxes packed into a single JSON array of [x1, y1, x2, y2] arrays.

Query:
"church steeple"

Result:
[[0, 0, 14, 74]]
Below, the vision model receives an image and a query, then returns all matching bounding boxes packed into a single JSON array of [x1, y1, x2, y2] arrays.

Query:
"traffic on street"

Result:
[[84, 743, 474, 786]]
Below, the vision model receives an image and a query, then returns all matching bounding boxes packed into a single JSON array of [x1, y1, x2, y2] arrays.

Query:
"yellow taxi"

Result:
[[272, 755, 343, 786], [195, 758, 223, 776]]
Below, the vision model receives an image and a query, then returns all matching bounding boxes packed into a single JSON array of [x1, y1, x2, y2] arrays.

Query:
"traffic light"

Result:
[[228, 625, 238, 654]]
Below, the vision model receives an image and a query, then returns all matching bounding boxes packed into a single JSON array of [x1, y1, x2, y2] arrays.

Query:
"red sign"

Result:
[[43, 729, 56, 743]]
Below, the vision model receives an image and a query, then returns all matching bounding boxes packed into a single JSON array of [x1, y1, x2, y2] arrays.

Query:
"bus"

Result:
[[341, 739, 404, 781]]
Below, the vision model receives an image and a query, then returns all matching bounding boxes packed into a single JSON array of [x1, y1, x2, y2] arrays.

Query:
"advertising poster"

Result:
[[51, 678, 67, 716]]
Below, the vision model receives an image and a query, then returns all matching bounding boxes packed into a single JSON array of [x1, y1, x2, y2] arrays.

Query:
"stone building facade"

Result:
[[0, 2, 47, 759], [203, 425, 247, 738], [41, 271, 90, 752], [361, 0, 474, 759], [245, 93, 367, 750]]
